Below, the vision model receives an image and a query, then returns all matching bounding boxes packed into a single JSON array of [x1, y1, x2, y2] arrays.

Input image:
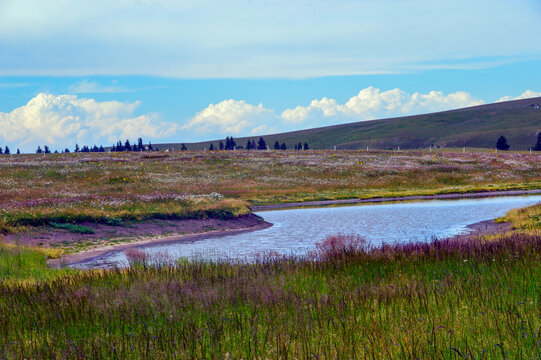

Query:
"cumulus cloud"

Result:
[[280, 87, 485, 124], [0, 93, 177, 148], [496, 90, 541, 103], [183, 100, 277, 135]]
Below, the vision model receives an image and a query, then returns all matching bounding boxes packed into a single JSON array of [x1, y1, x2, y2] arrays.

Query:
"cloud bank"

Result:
[[0, 93, 177, 149], [185, 87, 486, 135]]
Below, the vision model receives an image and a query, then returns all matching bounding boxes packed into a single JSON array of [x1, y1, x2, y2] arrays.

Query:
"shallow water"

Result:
[[75, 195, 541, 268]]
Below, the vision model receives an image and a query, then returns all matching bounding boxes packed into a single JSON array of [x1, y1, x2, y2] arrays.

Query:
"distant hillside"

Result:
[[158, 97, 541, 151]]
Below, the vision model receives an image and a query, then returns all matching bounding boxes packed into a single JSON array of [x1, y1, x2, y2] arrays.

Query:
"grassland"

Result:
[[0, 149, 539, 252], [172, 97, 541, 151], [0, 149, 540, 358]]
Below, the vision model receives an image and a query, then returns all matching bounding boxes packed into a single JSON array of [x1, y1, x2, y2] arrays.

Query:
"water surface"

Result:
[[76, 195, 541, 268]]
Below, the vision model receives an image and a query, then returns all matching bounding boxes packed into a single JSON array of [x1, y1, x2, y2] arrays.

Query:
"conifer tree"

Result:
[[209, 143, 215, 151], [0, 147, 3, 154], [304, 142, 309, 150], [16, 149, 20, 154], [5, 146, 10, 155], [44, 145, 51, 154], [36, 146, 43, 154], [257, 137, 266, 150], [274, 141, 280, 150], [75, 144, 80, 153], [181, 143, 187, 151], [280, 143, 287, 150], [219, 141, 224, 150], [495, 136, 509, 151]]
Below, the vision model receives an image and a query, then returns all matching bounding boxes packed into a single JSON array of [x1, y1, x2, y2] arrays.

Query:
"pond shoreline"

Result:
[[49, 214, 272, 268], [252, 189, 541, 211], [53, 189, 541, 269]]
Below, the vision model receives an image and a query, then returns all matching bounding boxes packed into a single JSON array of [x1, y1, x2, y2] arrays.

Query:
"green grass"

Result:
[[50, 222, 96, 234], [0, 243, 69, 283], [167, 97, 541, 151], [0, 233, 540, 358]]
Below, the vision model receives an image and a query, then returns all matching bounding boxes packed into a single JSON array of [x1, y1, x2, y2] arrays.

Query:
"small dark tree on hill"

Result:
[[533, 132, 541, 151], [274, 141, 280, 150], [280, 143, 287, 150], [36, 146, 43, 154], [5, 146, 10, 155], [209, 143, 215, 151], [148, 142, 153, 151], [64, 148, 70, 153], [0, 147, 3, 154], [138, 138, 144, 150], [99, 145, 105, 152], [44, 145, 51, 154], [257, 137, 267, 150], [16, 149, 20, 154], [495, 136, 509, 151], [219, 141, 224, 150], [245, 140, 253, 150], [181, 143, 187, 151], [74, 144, 80, 153], [304, 142, 309, 150], [124, 140, 132, 152]]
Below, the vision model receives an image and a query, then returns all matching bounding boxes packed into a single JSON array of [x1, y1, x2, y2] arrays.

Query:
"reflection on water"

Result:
[[75, 195, 541, 268]]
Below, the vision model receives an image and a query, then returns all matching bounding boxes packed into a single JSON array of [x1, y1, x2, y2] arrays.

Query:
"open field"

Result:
[[0, 149, 540, 358], [0, 149, 539, 252]]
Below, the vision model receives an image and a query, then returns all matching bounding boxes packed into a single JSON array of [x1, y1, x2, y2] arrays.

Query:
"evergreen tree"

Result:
[[251, 140, 256, 150], [280, 143, 287, 150], [533, 132, 541, 151], [181, 143, 187, 151], [36, 146, 43, 154], [124, 139, 132, 152], [303, 142, 309, 150], [219, 141, 224, 150], [296, 142, 302, 150], [4, 146, 9, 155], [93, 145, 99, 152], [257, 137, 267, 150], [495, 136, 509, 150], [74, 144, 80, 153], [138, 138, 144, 151], [44, 145, 51, 154], [64, 148, 70, 153], [0, 147, 3, 154], [99, 146, 105, 152], [274, 140, 280, 150], [209, 143, 215, 151], [230, 137, 236, 150], [54, 150, 59, 154], [148, 142, 153, 151], [16, 149, 20, 155], [245, 140, 252, 150]]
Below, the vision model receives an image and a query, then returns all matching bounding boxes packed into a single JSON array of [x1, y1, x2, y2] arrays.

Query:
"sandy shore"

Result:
[[49, 214, 272, 268], [252, 189, 541, 211]]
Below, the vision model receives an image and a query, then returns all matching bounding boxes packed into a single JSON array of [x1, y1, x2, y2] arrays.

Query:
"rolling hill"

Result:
[[158, 97, 541, 151]]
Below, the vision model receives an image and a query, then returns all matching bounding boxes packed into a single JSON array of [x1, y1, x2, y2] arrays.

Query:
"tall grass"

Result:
[[0, 232, 539, 358]]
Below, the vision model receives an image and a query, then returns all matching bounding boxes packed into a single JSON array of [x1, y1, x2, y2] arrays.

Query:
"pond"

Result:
[[75, 195, 541, 268]]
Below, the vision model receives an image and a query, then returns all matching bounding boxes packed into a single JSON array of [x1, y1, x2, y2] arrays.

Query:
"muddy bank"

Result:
[[9, 214, 272, 267], [252, 189, 541, 211]]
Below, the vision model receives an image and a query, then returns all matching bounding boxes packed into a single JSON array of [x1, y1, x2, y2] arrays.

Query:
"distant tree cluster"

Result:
[[110, 138, 153, 152], [0, 145, 11, 155], [495, 136, 510, 151]]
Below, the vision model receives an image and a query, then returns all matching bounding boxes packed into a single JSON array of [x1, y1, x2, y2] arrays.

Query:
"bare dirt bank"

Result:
[[252, 189, 541, 211], [44, 214, 271, 267]]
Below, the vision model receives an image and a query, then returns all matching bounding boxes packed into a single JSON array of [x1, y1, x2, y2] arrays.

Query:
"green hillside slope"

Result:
[[160, 97, 541, 151]]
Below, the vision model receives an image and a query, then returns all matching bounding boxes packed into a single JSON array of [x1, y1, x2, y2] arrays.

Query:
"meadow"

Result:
[[0, 150, 540, 358], [0, 149, 539, 235]]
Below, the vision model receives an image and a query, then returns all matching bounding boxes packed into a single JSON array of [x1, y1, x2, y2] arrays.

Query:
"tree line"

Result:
[[202, 137, 310, 151]]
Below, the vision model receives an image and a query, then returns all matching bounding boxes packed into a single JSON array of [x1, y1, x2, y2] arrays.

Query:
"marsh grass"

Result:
[[0, 233, 540, 358]]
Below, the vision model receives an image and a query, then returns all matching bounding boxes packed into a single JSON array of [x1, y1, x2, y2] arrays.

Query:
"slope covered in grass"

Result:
[[170, 97, 541, 150]]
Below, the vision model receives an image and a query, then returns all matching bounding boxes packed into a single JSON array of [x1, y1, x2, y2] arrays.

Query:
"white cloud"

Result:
[[280, 87, 485, 124], [183, 100, 276, 135], [496, 90, 541, 103], [0, 93, 177, 148]]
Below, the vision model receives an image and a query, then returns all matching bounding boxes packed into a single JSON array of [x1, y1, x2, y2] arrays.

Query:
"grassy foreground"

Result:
[[0, 232, 539, 358]]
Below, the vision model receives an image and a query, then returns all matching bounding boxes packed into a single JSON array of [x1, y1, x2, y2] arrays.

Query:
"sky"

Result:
[[1, 0, 541, 152]]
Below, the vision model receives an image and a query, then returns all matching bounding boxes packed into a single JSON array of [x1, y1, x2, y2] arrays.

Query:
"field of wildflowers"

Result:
[[0, 149, 539, 235], [0, 150, 540, 358]]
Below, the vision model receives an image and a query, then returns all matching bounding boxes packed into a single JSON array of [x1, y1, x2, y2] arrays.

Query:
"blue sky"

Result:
[[1, 0, 541, 152]]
